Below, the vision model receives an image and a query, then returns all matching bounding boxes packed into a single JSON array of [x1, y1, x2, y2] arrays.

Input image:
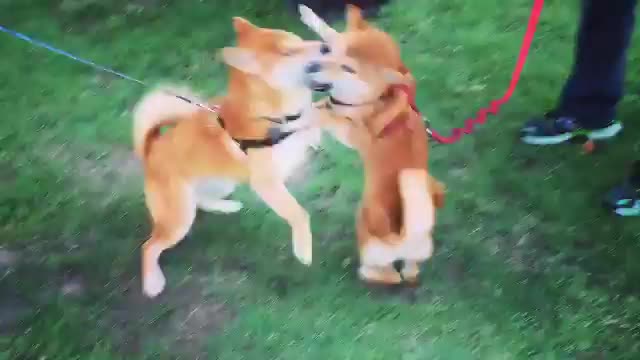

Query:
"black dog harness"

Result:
[[217, 112, 302, 153]]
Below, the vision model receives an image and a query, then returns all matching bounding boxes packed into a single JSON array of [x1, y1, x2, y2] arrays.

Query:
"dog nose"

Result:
[[320, 43, 331, 55], [305, 62, 322, 74]]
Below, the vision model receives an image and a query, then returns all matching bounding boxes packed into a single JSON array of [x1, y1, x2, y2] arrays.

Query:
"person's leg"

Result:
[[520, 0, 636, 145]]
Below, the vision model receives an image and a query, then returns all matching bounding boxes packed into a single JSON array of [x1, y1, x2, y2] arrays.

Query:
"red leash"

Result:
[[404, 0, 544, 144]]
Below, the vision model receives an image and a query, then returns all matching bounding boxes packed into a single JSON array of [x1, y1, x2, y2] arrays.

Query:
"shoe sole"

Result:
[[521, 122, 623, 145], [603, 198, 640, 217], [614, 206, 640, 216]]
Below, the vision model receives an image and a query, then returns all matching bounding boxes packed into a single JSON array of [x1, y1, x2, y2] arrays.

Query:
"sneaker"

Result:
[[604, 161, 640, 217], [520, 113, 622, 145]]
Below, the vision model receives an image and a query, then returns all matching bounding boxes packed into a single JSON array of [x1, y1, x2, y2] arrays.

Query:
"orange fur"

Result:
[[302, 5, 446, 285], [136, 18, 328, 297]]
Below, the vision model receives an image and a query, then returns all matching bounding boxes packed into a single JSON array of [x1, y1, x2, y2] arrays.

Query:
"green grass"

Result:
[[2, 0, 640, 358]]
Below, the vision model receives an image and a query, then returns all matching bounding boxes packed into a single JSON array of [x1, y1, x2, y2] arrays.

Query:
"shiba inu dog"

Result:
[[299, 5, 446, 285], [134, 17, 332, 297]]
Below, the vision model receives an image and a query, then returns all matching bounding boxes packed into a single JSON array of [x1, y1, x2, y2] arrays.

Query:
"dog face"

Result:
[[299, 5, 409, 104], [221, 17, 331, 91]]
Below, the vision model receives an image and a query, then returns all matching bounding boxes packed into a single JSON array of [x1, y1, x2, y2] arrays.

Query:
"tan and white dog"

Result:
[[299, 5, 446, 285], [134, 17, 332, 297]]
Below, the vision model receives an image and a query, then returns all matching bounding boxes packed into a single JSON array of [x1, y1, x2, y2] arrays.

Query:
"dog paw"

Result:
[[298, 4, 317, 26], [401, 261, 421, 285], [143, 267, 166, 298], [292, 228, 312, 266], [198, 200, 243, 214], [298, 4, 331, 39], [294, 242, 312, 266], [359, 265, 402, 285], [213, 200, 244, 213]]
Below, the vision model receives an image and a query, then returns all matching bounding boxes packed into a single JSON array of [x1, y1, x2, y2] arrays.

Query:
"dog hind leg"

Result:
[[142, 179, 197, 298]]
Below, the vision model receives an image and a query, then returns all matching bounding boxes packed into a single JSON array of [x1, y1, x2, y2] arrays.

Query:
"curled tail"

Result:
[[399, 169, 435, 237], [132, 85, 204, 158]]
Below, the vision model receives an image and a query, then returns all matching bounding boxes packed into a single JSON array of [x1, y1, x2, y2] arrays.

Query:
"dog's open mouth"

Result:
[[309, 81, 332, 92]]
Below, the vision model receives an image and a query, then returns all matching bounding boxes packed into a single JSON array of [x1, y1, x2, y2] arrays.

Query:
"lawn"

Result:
[[2, 0, 640, 358]]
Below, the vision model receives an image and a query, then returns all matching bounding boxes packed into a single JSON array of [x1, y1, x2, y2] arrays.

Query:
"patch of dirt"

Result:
[[505, 216, 560, 275], [0, 249, 19, 269], [219, 257, 257, 275], [0, 251, 41, 336], [78, 146, 141, 182], [0, 290, 32, 336], [46, 143, 142, 203], [267, 275, 292, 298], [445, 258, 467, 283], [56, 0, 167, 33], [576, 351, 607, 360], [447, 165, 468, 180], [105, 274, 232, 359], [59, 273, 86, 297], [18, 264, 92, 304], [365, 282, 422, 304], [131, 0, 161, 8], [170, 301, 228, 350], [0, 164, 17, 186]]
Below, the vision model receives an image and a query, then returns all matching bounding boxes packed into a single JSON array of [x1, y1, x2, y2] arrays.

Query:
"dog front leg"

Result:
[[248, 149, 312, 265]]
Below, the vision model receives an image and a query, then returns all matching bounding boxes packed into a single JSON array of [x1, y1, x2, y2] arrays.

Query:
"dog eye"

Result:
[[320, 43, 331, 55], [279, 46, 299, 56], [341, 64, 356, 74]]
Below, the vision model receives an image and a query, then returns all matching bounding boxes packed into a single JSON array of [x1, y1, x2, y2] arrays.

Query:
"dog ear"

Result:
[[346, 4, 369, 31], [232, 17, 257, 36], [382, 68, 410, 86], [220, 47, 261, 74]]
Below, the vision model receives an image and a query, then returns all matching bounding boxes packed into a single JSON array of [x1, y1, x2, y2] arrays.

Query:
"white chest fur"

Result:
[[257, 89, 321, 181], [272, 126, 322, 181]]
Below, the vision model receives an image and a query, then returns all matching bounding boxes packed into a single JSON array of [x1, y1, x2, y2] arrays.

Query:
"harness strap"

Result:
[[260, 112, 303, 124], [217, 116, 296, 153]]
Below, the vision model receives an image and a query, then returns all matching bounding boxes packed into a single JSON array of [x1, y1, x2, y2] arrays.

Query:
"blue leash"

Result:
[[0, 24, 220, 112], [0, 24, 146, 85]]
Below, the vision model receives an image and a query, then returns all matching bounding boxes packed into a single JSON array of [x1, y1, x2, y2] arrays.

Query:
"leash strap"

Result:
[[416, 0, 544, 144], [0, 25, 146, 85], [0, 24, 220, 114]]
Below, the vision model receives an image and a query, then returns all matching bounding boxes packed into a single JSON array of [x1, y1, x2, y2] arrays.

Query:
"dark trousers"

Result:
[[557, 0, 637, 128]]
